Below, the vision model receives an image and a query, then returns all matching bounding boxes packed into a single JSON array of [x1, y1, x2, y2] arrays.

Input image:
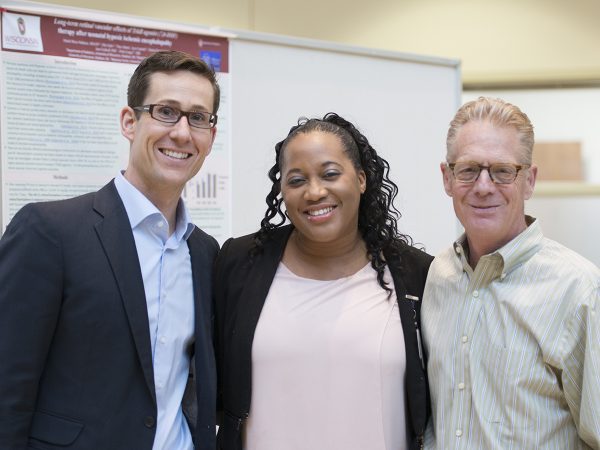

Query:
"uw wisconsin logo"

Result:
[[2, 12, 44, 52], [17, 17, 26, 35]]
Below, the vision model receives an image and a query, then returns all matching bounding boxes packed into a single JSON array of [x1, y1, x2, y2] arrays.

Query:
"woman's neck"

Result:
[[282, 230, 369, 280]]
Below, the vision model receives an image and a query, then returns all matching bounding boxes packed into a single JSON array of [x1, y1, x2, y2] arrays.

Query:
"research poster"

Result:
[[0, 9, 231, 241]]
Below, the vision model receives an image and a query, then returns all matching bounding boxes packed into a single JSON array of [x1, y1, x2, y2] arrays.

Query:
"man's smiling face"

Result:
[[120, 70, 216, 198], [442, 120, 536, 255]]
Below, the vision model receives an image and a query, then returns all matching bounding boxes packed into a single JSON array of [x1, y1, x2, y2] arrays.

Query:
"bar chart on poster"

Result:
[[184, 173, 223, 200]]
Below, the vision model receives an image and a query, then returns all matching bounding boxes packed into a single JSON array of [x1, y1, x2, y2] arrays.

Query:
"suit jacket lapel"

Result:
[[189, 230, 213, 342], [93, 181, 156, 402]]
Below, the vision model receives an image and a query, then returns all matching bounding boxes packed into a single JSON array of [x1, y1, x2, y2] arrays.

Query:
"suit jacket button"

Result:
[[144, 416, 156, 428]]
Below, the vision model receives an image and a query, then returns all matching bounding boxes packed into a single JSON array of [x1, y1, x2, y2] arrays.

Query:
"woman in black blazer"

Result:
[[215, 113, 432, 450]]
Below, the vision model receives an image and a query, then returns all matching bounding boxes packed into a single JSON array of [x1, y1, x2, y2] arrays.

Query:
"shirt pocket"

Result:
[[473, 342, 537, 430]]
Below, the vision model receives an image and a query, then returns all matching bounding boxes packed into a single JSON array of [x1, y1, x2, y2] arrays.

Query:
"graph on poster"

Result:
[[183, 172, 224, 200]]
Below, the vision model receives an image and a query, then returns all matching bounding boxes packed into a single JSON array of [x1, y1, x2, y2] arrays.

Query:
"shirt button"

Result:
[[156, 221, 164, 228], [455, 246, 462, 254], [461, 335, 468, 343], [456, 429, 462, 437], [500, 273, 507, 280], [473, 290, 479, 298], [144, 416, 155, 428], [160, 336, 166, 344], [458, 382, 465, 390]]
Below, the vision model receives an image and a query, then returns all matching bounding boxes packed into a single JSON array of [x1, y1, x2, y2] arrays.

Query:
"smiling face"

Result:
[[442, 120, 537, 258], [280, 131, 366, 245], [120, 70, 216, 201]]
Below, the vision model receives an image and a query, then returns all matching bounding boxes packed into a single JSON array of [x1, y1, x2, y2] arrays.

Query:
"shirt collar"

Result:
[[114, 172, 195, 241], [495, 216, 543, 273], [453, 215, 543, 276]]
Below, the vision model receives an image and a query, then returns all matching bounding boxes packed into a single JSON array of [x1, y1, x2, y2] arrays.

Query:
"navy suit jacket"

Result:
[[0, 181, 218, 450]]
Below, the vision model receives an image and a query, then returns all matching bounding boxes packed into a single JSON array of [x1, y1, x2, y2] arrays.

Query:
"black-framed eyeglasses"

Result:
[[133, 104, 217, 129], [447, 161, 531, 184]]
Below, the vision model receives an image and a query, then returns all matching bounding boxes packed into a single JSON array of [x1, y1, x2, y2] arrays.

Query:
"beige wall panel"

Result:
[[533, 142, 583, 181], [39, 0, 253, 29], [253, 0, 600, 84]]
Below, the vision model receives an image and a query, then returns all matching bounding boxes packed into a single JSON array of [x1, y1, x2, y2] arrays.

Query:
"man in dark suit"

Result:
[[0, 51, 220, 450]]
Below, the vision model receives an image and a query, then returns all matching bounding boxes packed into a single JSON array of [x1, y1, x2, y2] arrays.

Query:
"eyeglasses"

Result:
[[133, 104, 217, 129], [447, 161, 531, 184]]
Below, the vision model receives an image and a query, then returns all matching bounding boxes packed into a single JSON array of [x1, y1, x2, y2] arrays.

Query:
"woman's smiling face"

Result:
[[280, 131, 366, 245]]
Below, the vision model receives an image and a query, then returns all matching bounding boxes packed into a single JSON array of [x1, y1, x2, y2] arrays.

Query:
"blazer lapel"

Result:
[[189, 231, 213, 342], [188, 230, 218, 436], [93, 181, 156, 402], [231, 226, 293, 412], [386, 249, 428, 439]]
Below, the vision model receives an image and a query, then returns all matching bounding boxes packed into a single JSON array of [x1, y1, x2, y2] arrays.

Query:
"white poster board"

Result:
[[1, 5, 232, 241]]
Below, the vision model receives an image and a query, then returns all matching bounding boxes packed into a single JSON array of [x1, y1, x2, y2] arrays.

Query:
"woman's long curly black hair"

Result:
[[252, 112, 413, 293]]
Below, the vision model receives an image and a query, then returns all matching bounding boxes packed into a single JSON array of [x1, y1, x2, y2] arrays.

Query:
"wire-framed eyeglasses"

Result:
[[133, 104, 217, 129], [447, 161, 531, 184]]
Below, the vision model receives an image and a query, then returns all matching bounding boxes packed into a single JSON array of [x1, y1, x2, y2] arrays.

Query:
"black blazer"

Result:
[[0, 181, 218, 450], [214, 225, 433, 450]]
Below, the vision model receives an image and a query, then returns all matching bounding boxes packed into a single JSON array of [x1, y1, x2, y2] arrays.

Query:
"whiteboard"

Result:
[[229, 34, 461, 254], [0, 1, 461, 255]]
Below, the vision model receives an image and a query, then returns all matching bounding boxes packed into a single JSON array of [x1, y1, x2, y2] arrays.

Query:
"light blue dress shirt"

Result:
[[115, 172, 195, 450]]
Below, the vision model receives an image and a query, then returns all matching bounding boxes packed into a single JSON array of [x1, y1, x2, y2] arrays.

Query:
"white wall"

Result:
[[526, 196, 600, 266]]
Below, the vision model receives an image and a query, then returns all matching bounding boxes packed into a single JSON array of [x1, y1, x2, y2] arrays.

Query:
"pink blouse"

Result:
[[243, 263, 407, 450]]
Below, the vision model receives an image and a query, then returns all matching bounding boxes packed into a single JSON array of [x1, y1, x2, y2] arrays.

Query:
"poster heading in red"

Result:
[[1, 10, 229, 72]]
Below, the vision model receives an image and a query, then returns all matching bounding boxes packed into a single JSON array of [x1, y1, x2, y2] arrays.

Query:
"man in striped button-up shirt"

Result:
[[422, 96, 600, 449]]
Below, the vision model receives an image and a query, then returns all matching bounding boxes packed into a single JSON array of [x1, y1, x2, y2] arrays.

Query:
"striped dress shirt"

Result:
[[422, 217, 600, 449]]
